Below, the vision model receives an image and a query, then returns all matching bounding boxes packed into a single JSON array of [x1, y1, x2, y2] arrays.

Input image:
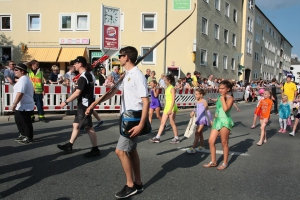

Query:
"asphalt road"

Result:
[[0, 101, 300, 200]]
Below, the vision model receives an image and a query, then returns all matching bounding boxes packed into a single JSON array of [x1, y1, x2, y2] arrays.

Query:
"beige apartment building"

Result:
[[253, 5, 292, 82], [0, 0, 197, 79]]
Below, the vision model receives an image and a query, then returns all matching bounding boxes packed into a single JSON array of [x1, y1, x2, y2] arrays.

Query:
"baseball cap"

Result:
[[71, 56, 87, 65]]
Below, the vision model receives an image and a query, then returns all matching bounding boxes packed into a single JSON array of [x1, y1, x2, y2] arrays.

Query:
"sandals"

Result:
[[203, 161, 217, 168], [250, 125, 255, 129], [217, 163, 228, 170], [256, 141, 263, 146], [264, 139, 267, 143]]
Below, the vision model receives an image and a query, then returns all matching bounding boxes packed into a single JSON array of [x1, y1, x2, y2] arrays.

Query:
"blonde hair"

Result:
[[282, 95, 288, 100], [52, 65, 59, 71]]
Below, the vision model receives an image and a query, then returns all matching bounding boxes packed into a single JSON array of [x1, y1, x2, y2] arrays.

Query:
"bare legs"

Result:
[[257, 118, 268, 145], [70, 123, 97, 147], [149, 107, 162, 124]]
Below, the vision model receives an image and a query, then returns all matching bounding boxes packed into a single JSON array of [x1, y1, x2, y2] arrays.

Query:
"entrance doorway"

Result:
[[245, 69, 251, 83], [0, 47, 12, 64]]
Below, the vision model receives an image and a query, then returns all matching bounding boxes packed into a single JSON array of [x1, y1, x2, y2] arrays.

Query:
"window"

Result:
[[247, 17, 253, 32], [59, 13, 89, 31], [255, 33, 260, 44], [225, 3, 230, 17], [224, 29, 228, 43], [247, 38, 252, 54], [232, 33, 236, 46], [231, 58, 235, 70], [253, 70, 258, 79], [233, 9, 237, 22], [248, 0, 254, 9], [215, 0, 220, 10], [0, 15, 11, 30], [213, 53, 218, 67], [28, 14, 40, 31], [214, 24, 219, 39], [203, 0, 209, 3], [223, 56, 228, 69], [202, 17, 208, 35], [254, 52, 259, 62], [141, 47, 155, 64], [200, 49, 207, 65], [142, 13, 157, 31]]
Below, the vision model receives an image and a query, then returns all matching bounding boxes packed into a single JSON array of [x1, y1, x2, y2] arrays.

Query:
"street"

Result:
[[0, 102, 300, 200]]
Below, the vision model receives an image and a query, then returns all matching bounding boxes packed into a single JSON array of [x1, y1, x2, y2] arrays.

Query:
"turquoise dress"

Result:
[[212, 96, 234, 130]]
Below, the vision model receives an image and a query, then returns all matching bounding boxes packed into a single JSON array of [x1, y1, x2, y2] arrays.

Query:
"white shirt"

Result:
[[207, 80, 215, 87], [117, 66, 148, 113], [13, 75, 35, 111], [159, 78, 166, 88]]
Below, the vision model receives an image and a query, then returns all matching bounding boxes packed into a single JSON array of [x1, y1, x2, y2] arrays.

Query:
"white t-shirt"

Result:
[[117, 66, 148, 113], [64, 71, 76, 81], [13, 75, 35, 111], [207, 80, 215, 87]]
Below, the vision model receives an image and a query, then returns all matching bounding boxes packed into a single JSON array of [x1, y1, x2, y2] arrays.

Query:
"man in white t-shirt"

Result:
[[86, 46, 149, 199], [64, 64, 75, 82], [12, 63, 35, 144]]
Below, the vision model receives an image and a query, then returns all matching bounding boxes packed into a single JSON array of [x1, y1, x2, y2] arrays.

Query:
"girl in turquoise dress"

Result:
[[150, 74, 179, 144], [203, 80, 234, 170]]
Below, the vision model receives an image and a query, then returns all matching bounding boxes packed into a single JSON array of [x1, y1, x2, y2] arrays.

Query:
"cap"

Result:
[[287, 74, 293, 78], [71, 56, 87, 65], [15, 63, 28, 72]]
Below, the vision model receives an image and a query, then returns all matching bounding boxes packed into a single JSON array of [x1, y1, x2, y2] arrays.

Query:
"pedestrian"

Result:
[[251, 88, 265, 129], [49, 65, 63, 84], [145, 68, 151, 80], [103, 75, 115, 88], [244, 83, 251, 102], [86, 46, 149, 198], [148, 80, 162, 124], [186, 72, 193, 87], [271, 78, 279, 114], [191, 71, 199, 87], [256, 90, 273, 146], [278, 95, 290, 133], [27, 60, 47, 122], [64, 64, 76, 83], [12, 63, 35, 144], [147, 71, 156, 85], [110, 66, 120, 83], [203, 80, 234, 170], [149, 74, 180, 144], [4, 60, 15, 85], [281, 75, 297, 120], [158, 73, 166, 88], [289, 94, 300, 136], [186, 88, 212, 154], [99, 67, 106, 86], [57, 56, 100, 158]]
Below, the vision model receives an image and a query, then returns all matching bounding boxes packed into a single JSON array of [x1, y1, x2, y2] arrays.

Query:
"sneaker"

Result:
[[195, 146, 205, 152], [170, 137, 180, 144], [15, 135, 24, 142], [134, 182, 144, 192], [291, 115, 294, 121], [94, 121, 104, 128], [289, 132, 295, 136], [115, 185, 137, 199], [17, 137, 33, 144], [149, 137, 160, 143], [278, 128, 283, 133], [186, 147, 196, 154], [282, 129, 286, 133], [57, 143, 73, 153], [83, 148, 101, 158]]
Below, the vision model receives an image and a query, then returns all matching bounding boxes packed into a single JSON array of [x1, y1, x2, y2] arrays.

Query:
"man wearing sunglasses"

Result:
[[4, 61, 16, 85], [12, 63, 35, 144]]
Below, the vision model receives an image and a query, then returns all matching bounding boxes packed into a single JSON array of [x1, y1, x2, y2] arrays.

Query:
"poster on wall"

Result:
[[101, 5, 121, 54]]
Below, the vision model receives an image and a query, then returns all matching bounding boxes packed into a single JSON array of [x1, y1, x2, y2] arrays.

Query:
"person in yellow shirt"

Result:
[[281, 75, 297, 120], [191, 71, 199, 88]]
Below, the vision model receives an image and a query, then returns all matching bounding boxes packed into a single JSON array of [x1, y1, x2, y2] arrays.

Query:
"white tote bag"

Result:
[[184, 115, 196, 138]]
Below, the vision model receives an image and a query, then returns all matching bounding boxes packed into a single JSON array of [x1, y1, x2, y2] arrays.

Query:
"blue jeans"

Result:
[[33, 93, 44, 117]]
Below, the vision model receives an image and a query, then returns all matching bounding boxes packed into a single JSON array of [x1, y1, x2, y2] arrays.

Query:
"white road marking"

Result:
[[178, 147, 250, 156]]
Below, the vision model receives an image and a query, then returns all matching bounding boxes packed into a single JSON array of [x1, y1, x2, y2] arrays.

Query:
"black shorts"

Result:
[[295, 113, 300, 119], [74, 104, 93, 128]]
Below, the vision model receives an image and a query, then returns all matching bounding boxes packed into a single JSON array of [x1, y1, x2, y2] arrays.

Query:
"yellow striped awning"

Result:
[[21, 48, 61, 62], [57, 48, 87, 62]]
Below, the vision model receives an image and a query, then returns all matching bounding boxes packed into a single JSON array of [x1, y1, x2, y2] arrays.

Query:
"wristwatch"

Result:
[[64, 100, 68, 105]]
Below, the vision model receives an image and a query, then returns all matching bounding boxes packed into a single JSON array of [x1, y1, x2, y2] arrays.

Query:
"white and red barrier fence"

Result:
[[1, 84, 246, 113]]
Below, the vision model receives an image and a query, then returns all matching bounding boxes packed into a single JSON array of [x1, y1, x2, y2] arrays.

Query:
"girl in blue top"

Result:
[[278, 95, 290, 133]]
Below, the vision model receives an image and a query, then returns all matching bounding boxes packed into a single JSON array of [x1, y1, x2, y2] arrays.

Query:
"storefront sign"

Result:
[[173, 0, 191, 10], [59, 38, 90, 44]]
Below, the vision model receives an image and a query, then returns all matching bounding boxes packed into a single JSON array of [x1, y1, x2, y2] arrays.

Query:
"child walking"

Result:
[[149, 80, 162, 124], [251, 89, 265, 129], [149, 74, 179, 144], [289, 94, 300, 136], [203, 80, 234, 170], [256, 91, 273, 146], [278, 95, 290, 133], [186, 89, 213, 154]]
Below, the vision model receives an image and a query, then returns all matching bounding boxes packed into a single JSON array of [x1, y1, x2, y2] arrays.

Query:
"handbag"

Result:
[[184, 115, 196, 138], [119, 110, 152, 138]]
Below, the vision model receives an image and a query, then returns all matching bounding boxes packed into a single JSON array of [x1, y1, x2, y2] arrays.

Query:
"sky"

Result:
[[255, 0, 300, 59]]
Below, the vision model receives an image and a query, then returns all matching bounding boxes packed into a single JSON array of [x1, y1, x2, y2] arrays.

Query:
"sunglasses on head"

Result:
[[118, 54, 126, 59], [14, 68, 20, 71]]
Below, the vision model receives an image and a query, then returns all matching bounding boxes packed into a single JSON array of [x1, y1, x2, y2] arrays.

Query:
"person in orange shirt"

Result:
[[256, 90, 273, 146]]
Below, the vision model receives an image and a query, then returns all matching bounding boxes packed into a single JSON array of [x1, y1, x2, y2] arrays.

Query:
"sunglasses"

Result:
[[118, 54, 126, 59], [14, 68, 20, 71], [10, 64, 16, 66]]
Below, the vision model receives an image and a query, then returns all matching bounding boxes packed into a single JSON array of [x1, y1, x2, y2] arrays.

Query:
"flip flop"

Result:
[[217, 163, 228, 170], [203, 161, 217, 168]]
